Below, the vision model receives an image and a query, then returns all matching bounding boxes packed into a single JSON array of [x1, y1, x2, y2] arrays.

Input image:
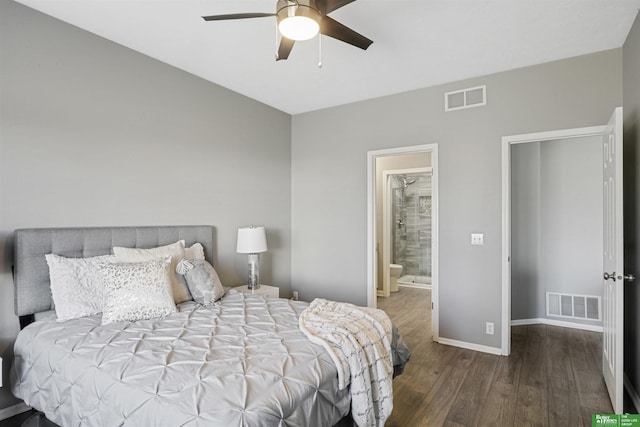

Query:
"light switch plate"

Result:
[[471, 233, 484, 245]]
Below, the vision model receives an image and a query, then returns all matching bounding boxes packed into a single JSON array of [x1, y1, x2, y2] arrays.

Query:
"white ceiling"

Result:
[[15, 0, 640, 114]]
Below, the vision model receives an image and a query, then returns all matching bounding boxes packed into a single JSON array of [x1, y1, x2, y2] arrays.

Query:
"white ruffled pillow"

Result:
[[113, 240, 189, 304], [45, 253, 116, 322], [98, 258, 177, 325]]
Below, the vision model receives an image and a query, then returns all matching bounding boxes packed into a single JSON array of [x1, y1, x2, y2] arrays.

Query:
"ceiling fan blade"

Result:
[[318, 0, 356, 14], [202, 13, 275, 21], [320, 16, 373, 50], [277, 37, 296, 61]]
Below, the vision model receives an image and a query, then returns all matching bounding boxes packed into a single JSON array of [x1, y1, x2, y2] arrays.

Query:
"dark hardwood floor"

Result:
[[378, 287, 614, 427], [0, 410, 55, 427]]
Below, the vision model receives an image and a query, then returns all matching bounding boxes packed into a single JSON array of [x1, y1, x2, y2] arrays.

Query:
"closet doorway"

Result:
[[509, 134, 604, 332], [501, 108, 626, 412], [367, 144, 439, 340], [502, 124, 609, 354]]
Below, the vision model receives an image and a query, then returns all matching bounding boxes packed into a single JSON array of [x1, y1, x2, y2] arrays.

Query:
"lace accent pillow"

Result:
[[113, 240, 189, 304], [45, 254, 117, 322], [99, 258, 177, 325], [176, 259, 225, 306]]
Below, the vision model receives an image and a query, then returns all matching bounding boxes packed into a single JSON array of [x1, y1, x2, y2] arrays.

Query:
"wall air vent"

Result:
[[445, 85, 486, 112], [546, 292, 601, 321]]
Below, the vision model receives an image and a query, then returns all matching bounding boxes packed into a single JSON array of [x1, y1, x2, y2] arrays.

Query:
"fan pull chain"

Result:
[[275, 23, 279, 60], [318, 34, 322, 68]]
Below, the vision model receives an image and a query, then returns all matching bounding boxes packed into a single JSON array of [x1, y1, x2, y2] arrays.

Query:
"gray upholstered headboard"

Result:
[[13, 226, 215, 324]]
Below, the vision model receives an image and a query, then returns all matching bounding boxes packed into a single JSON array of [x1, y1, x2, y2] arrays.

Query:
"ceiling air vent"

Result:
[[445, 85, 486, 112]]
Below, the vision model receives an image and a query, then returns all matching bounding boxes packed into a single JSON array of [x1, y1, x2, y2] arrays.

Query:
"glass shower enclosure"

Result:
[[390, 171, 432, 287]]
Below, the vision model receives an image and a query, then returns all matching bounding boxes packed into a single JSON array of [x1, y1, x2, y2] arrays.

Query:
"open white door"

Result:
[[602, 106, 624, 413]]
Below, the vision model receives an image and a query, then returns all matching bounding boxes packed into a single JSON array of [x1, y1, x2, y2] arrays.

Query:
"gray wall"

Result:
[[623, 12, 640, 411], [291, 49, 622, 348], [511, 142, 541, 319], [0, 0, 291, 410], [511, 137, 603, 326]]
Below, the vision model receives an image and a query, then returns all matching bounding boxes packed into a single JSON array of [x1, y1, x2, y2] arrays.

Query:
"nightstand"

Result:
[[235, 284, 280, 298]]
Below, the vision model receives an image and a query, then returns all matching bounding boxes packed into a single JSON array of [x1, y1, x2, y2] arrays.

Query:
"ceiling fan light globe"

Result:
[[279, 16, 319, 41]]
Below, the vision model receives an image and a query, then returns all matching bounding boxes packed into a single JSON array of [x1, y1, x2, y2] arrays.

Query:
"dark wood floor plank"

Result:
[[446, 352, 499, 426], [494, 353, 522, 385], [546, 326, 575, 390], [545, 326, 586, 426], [583, 329, 606, 372], [418, 361, 470, 426], [547, 385, 584, 427], [476, 380, 518, 427], [569, 328, 601, 373], [520, 324, 548, 389], [574, 370, 614, 414], [514, 384, 549, 427]]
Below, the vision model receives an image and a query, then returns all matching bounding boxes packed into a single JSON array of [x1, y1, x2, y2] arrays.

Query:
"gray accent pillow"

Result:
[[176, 259, 225, 306]]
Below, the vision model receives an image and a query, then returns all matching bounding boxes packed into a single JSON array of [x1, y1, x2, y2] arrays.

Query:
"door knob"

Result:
[[603, 272, 616, 281], [617, 273, 636, 282]]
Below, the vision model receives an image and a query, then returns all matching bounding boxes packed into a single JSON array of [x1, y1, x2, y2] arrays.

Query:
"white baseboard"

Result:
[[0, 402, 31, 421], [511, 317, 603, 333], [437, 337, 502, 355], [398, 283, 432, 290], [624, 373, 640, 413]]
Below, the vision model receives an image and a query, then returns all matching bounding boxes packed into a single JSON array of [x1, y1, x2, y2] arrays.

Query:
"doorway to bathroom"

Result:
[[367, 143, 439, 340]]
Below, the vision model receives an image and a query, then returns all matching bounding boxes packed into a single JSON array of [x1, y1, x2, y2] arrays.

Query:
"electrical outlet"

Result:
[[486, 322, 494, 335], [292, 291, 299, 301], [471, 233, 484, 246]]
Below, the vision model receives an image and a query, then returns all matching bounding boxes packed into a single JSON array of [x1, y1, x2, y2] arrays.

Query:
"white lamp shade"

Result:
[[236, 226, 268, 254]]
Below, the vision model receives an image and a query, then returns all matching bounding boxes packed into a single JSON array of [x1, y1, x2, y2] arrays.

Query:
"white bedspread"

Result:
[[298, 298, 394, 427], [11, 293, 351, 427]]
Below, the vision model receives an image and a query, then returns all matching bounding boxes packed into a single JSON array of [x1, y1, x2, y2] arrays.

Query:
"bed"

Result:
[[10, 226, 409, 427]]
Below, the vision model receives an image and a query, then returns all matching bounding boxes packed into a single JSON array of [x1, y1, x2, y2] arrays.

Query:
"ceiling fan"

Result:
[[202, 0, 373, 61]]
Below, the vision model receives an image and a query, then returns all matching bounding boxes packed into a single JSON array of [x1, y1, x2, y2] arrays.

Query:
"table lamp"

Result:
[[236, 226, 268, 290]]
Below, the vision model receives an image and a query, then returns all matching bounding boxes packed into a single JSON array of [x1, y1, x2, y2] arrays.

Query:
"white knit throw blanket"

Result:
[[299, 298, 394, 427]]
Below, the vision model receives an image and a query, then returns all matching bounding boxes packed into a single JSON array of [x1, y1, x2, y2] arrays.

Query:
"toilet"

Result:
[[390, 264, 403, 293]]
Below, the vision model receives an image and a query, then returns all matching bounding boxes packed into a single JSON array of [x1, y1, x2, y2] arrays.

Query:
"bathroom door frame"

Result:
[[381, 167, 432, 297], [367, 143, 439, 341]]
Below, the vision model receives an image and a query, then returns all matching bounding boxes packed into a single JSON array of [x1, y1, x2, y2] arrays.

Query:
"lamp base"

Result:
[[248, 253, 260, 290]]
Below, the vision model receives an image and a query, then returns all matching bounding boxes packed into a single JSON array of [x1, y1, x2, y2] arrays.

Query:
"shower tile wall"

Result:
[[393, 173, 432, 278]]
